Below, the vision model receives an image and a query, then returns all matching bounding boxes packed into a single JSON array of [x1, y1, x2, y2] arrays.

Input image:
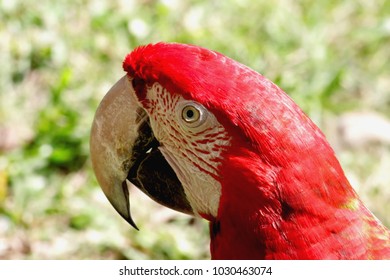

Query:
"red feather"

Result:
[[123, 42, 390, 259]]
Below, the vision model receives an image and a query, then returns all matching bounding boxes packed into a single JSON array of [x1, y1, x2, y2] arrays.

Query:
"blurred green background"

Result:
[[0, 0, 389, 259]]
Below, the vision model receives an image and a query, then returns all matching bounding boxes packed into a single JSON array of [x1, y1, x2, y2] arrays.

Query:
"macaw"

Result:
[[90, 42, 390, 259]]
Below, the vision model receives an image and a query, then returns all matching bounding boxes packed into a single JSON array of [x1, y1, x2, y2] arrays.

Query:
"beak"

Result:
[[90, 76, 193, 230]]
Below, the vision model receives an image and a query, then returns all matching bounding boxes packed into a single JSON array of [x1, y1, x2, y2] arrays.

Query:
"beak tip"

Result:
[[123, 214, 140, 231], [108, 196, 140, 231], [119, 180, 140, 231]]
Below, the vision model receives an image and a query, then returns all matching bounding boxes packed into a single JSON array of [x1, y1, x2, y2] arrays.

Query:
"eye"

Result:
[[182, 105, 201, 123], [178, 101, 208, 128]]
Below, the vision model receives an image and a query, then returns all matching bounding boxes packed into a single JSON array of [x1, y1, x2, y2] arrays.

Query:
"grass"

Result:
[[0, 0, 389, 259]]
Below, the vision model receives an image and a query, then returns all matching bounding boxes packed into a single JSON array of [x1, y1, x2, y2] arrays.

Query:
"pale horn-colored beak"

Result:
[[90, 75, 139, 229]]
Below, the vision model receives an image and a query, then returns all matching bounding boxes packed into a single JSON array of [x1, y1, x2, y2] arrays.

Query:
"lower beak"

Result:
[[90, 76, 193, 229]]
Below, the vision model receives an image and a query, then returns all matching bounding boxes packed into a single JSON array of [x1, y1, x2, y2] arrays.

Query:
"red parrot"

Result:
[[90, 42, 390, 259]]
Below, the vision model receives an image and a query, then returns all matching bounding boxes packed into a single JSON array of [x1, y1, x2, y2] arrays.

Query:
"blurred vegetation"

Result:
[[0, 0, 389, 259]]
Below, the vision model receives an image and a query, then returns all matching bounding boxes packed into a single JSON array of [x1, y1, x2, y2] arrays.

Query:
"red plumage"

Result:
[[123, 42, 390, 259]]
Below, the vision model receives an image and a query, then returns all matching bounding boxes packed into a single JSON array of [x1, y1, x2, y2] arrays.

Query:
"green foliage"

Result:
[[0, 0, 389, 259]]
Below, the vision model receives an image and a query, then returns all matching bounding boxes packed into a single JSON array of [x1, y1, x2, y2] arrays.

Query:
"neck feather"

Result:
[[210, 148, 380, 259]]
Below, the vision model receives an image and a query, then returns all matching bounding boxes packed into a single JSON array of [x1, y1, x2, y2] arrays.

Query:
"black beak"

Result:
[[125, 109, 194, 229]]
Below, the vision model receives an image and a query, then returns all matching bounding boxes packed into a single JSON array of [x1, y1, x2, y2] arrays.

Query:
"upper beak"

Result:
[[90, 76, 139, 228], [90, 76, 193, 230]]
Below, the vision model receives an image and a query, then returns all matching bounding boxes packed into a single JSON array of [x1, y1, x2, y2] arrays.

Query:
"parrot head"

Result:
[[90, 41, 352, 235], [90, 42, 390, 259], [90, 43, 239, 226]]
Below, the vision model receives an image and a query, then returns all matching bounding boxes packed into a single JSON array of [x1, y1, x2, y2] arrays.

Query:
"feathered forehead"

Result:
[[122, 42, 262, 106], [123, 42, 219, 79]]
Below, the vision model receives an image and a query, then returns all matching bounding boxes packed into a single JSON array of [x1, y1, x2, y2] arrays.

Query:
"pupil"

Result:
[[186, 109, 194, 119]]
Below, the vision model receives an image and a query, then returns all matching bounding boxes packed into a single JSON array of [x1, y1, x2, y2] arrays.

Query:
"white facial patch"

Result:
[[141, 82, 231, 217]]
